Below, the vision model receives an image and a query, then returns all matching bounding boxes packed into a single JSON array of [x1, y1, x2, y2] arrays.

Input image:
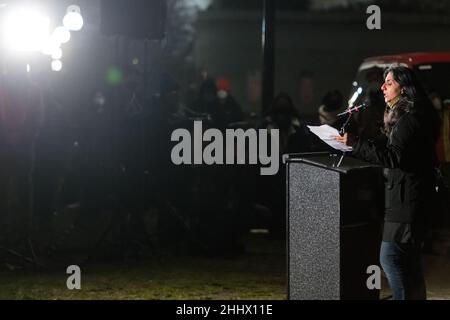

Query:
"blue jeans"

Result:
[[380, 241, 426, 300]]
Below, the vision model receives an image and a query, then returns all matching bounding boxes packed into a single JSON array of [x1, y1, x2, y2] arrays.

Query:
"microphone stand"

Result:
[[334, 102, 366, 167], [339, 113, 353, 136], [336, 151, 346, 168], [336, 113, 353, 168]]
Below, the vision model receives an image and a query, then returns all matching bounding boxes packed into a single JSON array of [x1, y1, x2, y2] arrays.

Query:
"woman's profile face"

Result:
[[381, 71, 402, 104]]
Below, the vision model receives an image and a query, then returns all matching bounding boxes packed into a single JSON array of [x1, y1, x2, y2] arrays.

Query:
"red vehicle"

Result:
[[350, 52, 450, 162], [352, 52, 450, 101]]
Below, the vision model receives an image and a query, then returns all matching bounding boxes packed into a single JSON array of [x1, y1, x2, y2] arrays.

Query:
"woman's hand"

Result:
[[334, 133, 356, 146]]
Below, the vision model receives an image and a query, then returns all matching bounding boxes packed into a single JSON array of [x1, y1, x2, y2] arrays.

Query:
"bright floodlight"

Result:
[[63, 5, 83, 31], [53, 26, 71, 44], [2, 7, 50, 52], [51, 60, 62, 72]]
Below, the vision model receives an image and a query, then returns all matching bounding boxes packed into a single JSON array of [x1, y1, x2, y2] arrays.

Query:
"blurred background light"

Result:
[[63, 5, 84, 31], [0, 3, 86, 76], [52, 26, 71, 44], [51, 59, 62, 72], [106, 66, 123, 86], [195, 0, 213, 11]]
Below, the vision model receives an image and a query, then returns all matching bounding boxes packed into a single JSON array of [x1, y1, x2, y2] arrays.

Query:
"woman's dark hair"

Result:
[[383, 65, 426, 108], [382, 65, 439, 140]]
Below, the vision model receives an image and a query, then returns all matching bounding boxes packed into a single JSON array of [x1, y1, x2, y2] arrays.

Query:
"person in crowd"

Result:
[[260, 92, 312, 238], [215, 77, 244, 127], [318, 89, 346, 129], [296, 69, 316, 114], [263, 92, 310, 154]]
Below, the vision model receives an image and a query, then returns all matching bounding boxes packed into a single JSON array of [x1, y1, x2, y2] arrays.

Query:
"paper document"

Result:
[[307, 125, 353, 152]]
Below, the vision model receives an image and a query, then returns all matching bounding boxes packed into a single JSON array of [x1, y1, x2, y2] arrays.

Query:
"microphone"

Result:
[[337, 103, 368, 117]]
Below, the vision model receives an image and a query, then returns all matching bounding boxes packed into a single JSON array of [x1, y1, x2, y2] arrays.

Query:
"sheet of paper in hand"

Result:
[[307, 125, 353, 152]]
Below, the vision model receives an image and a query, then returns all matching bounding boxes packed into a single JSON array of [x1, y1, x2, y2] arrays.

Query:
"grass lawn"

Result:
[[2, 231, 449, 300], [0, 234, 287, 300]]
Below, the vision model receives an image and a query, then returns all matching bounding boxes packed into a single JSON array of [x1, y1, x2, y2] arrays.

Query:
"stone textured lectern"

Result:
[[285, 153, 383, 300]]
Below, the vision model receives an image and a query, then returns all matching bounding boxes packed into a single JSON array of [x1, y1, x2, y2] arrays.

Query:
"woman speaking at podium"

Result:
[[335, 65, 439, 300]]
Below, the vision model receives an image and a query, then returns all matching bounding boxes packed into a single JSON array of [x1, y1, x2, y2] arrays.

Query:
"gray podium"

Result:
[[285, 153, 383, 300]]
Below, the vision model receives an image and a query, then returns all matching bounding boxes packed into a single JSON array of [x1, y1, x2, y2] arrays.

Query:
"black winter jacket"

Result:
[[351, 110, 436, 223]]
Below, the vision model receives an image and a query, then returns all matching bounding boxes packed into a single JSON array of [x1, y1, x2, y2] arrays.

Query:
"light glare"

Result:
[[53, 26, 71, 44], [41, 37, 61, 56], [51, 47, 63, 60], [3, 8, 50, 52], [51, 60, 62, 72], [63, 11, 83, 31]]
